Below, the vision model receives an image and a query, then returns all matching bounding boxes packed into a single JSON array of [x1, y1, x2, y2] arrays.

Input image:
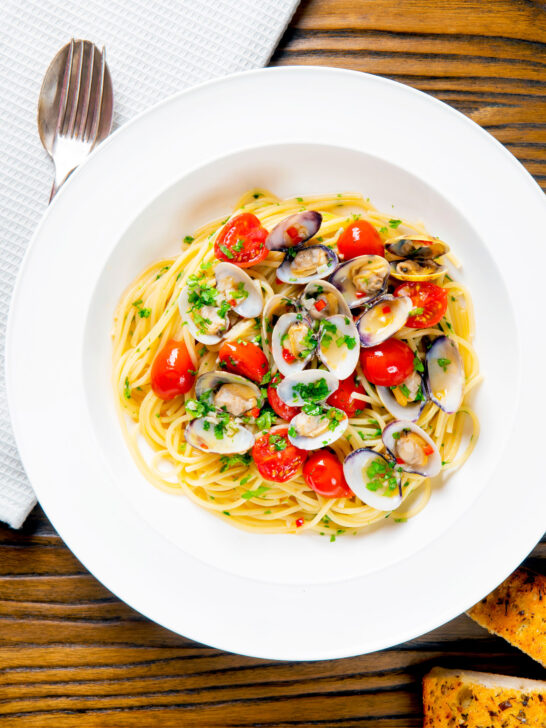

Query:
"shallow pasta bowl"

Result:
[[6, 67, 546, 660]]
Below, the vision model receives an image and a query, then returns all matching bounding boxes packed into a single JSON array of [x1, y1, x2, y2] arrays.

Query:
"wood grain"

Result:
[[1, 1, 545, 726]]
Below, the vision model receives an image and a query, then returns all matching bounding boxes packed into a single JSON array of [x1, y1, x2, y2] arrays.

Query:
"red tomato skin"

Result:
[[218, 341, 269, 383], [337, 221, 384, 259], [252, 427, 307, 483], [326, 376, 366, 417], [360, 338, 414, 387], [214, 213, 269, 268], [267, 374, 300, 420], [303, 450, 353, 498], [393, 281, 448, 329], [151, 339, 195, 400]]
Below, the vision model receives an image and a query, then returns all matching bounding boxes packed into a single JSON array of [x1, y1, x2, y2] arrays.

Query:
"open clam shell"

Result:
[[214, 262, 263, 318], [261, 294, 299, 362], [287, 406, 348, 450], [271, 313, 317, 377], [178, 286, 229, 345], [356, 294, 412, 347], [195, 371, 262, 416], [329, 255, 390, 308], [184, 416, 254, 455], [299, 280, 351, 320], [385, 235, 449, 259], [276, 369, 339, 406], [277, 245, 338, 285], [389, 258, 446, 282], [318, 314, 360, 380], [425, 336, 464, 414], [266, 211, 322, 251], [382, 420, 441, 477], [343, 449, 402, 511], [377, 372, 426, 422]]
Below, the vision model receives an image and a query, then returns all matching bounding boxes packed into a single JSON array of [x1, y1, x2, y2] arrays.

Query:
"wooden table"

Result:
[[1, 1, 544, 725]]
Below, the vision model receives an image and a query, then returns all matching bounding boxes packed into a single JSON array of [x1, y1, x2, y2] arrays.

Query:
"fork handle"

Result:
[[49, 163, 76, 202]]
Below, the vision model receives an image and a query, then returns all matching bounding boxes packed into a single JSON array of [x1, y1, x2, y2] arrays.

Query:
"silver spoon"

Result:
[[37, 38, 114, 201]]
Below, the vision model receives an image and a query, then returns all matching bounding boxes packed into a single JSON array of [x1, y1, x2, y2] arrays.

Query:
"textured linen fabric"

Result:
[[0, 0, 299, 528]]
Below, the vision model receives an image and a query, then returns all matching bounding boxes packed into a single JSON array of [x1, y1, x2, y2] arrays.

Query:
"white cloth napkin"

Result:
[[0, 0, 299, 529]]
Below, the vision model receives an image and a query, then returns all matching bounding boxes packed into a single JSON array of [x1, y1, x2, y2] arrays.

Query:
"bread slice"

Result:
[[423, 667, 546, 727], [467, 567, 545, 666]]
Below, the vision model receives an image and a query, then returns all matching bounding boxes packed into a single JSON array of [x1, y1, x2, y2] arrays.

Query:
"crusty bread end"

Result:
[[423, 667, 546, 727], [467, 567, 545, 667]]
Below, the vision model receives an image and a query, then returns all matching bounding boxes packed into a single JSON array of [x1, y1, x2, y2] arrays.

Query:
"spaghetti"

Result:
[[112, 190, 480, 535]]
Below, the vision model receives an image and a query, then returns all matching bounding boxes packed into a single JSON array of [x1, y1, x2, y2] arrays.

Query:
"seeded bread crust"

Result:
[[423, 667, 546, 727], [467, 567, 545, 666]]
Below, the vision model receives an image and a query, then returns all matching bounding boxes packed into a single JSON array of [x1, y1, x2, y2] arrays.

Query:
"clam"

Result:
[[389, 258, 446, 282], [377, 370, 426, 422], [329, 255, 390, 308], [277, 245, 338, 285], [318, 314, 360, 380], [271, 313, 317, 377], [276, 368, 338, 406], [343, 449, 402, 511], [287, 405, 348, 450], [214, 262, 263, 318], [184, 415, 254, 455], [266, 211, 322, 251], [425, 335, 464, 414], [261, 294, 299, 362], [300, 280, 351, 320], [195, 371, 262, 417], [356, 294, 412, 348], [178, 286, 230, 345], [382, 420, 441, 477], [386, 236, 449, 260]]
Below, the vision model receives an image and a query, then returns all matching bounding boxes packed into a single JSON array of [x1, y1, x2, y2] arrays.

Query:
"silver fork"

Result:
[[37, 39, 114, 201]]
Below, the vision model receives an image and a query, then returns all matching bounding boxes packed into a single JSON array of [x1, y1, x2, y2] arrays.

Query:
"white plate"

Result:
[[7, 67, 546, 660]]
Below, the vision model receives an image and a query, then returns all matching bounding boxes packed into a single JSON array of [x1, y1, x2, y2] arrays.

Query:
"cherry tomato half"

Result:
[[214, 213, 269, 268], [252, 426, 307, 483], [303, 450, 353, 498], [360, 338, 414, 386], [267, 373, 300, 421], [218, 340, 269, 383], [337, 220, 384, 260], [151, 339, 196, 400], [394, 281, 448, 329], [326, 375, 367, 417]]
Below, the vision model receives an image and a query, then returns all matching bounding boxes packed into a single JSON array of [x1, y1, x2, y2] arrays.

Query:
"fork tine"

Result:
[[54, 38, 74, 136], [64, 39, 85, 137], [76, 41, 94, 139], [86, 46, 106, 146]]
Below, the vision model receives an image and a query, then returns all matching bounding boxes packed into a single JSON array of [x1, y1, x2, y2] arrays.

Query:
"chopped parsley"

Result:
[[156, 265, 170, 279], [437, 357, 451, 372], [413, 355, 424, 372], [336, 334, 356, 350], [124, 377, 131, 400], [379, 226, 388, 234], [256, 407, 275, 431], [242, 485, 270, 500], [260, 371, 272, 385], [366, 458, 398, 492], [219, 453, 252, 473], [219, 243, 234, 259], [233, 239, 244, 252], [185, 391, 215, 419], [410, 307, 424, 316], [138, 307, 151, 318], [293, 378, 330, 403], [269, 434, 287, 451], [399, 383, 410, 398], [389, 219, 402, 229], [183, 235, 194, 244], [288, 426, 297, 437]]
